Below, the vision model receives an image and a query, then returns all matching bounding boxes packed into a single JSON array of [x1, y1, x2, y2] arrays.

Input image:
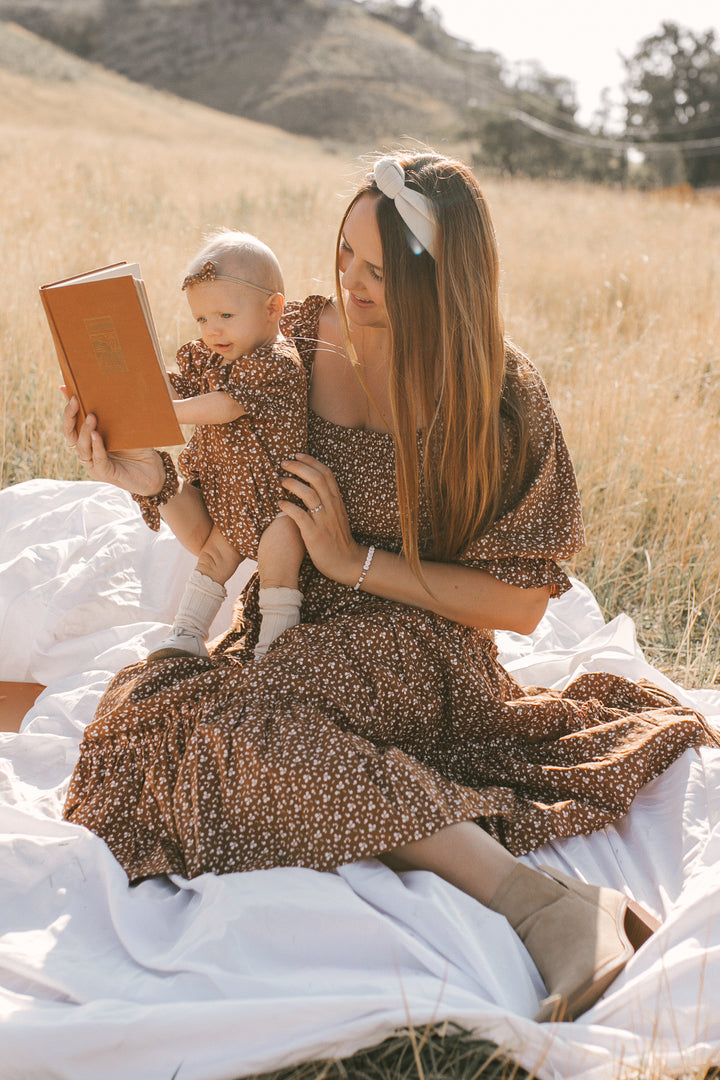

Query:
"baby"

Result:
[[147, 229, 307, 661]]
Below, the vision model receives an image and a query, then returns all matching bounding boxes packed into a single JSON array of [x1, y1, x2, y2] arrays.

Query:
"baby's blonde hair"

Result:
[[185, 228, 284, 294]]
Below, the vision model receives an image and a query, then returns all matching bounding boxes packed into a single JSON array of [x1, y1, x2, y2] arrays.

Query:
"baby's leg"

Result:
[[254, 515, 305, 658], [148, 526, 241, 661], [256, 513, 305, 589], [196, 526, 243, 586]]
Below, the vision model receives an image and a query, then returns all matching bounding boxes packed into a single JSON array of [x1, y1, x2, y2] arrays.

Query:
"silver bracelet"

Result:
[[353, 545, 376, 590]]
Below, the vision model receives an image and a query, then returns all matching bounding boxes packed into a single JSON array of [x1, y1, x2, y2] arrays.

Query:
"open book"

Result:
[[40, 262, 184, 451]]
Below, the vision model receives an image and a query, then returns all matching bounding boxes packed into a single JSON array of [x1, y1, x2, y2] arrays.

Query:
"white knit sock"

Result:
[[173, 570, 227, 640], [255, 587, 303, 658]]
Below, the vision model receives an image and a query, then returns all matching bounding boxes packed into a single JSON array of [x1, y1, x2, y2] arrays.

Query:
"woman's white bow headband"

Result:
[[373, 157, 437, 260]]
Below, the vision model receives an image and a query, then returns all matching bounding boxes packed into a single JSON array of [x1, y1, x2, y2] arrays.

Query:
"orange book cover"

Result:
[[0, 682, 45, 732], [40, 262, 184, 451]]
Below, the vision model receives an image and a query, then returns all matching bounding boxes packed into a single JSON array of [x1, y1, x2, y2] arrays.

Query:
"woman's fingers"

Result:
[[61, 394, 165, 492], [75, 413, 98, 465], [279, 456, 336, 529], [63, 401, 95, 474], [277, 499, 311, 531], [278, 455, 364, 586], [88, 429, 112, 477], [281, 454, 340, 511], [282, 454, 337, 489], [67, 410, 111, 481], [280, 475, 323, 511], [62, 395, 80, 448], [62, 395, 98, 465]]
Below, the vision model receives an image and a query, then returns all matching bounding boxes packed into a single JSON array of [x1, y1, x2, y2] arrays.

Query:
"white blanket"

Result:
[[1, 479, 719, 1080]]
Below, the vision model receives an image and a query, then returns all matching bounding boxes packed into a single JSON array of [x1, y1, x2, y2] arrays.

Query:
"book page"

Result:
[[134, 277, 169, 380], [44, 263, 142, 289]]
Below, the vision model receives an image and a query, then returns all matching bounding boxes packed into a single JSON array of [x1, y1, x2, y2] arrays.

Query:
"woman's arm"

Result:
[[63, 396, 213, 555], [279, 454, 549, 635], [343, 549, 550, 634]]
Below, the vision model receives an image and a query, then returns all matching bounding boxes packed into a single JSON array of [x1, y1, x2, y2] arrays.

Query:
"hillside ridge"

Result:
[[0, 0, 504, 142]]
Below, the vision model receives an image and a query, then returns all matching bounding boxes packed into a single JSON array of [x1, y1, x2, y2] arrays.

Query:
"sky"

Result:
[[415, 0, 720, 125]]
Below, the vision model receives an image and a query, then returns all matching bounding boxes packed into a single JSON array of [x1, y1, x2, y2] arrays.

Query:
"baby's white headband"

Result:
[[373, 157, 438, 260]]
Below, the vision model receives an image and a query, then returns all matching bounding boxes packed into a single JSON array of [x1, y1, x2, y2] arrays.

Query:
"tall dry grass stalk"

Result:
[[2, 63, 720, 686]]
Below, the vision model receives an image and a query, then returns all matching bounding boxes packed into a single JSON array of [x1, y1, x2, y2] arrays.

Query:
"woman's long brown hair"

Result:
[[335, 151, 530, 578]]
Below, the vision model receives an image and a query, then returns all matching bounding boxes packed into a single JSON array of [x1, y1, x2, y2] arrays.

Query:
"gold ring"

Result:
[[309, 503, 323, 514]]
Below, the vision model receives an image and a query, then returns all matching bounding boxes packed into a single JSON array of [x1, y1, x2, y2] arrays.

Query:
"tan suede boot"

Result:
[[487, 862, 660, 1022]]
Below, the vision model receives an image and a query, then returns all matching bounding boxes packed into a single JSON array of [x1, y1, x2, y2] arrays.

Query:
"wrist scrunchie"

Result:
[[373, 157, 438, 259], [131, 450, 179, 531]]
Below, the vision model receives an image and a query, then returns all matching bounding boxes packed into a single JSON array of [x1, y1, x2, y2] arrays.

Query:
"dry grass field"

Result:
[[2, 26, 720, 1080], [494, 179, 720, 685], [2, 34, 720, 694]]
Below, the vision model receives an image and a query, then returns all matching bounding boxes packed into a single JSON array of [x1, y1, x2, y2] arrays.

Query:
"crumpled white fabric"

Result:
[[0, 478, 718, 1080]]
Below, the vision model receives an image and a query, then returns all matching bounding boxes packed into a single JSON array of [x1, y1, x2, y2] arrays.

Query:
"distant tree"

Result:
[[623, 22, 720, 187], [467, 61, 574, 178], [509, 59, 578, 119], [467, 60, 620, 182], [468, 108, 572, 178], [366, 0, 448, 53]]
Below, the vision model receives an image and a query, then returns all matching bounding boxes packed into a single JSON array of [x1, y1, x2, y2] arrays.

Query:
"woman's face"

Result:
[[338, 194, 388, 329]]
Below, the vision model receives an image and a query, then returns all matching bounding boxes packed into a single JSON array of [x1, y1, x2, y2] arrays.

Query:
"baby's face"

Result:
[[185, 279, 277, 362]]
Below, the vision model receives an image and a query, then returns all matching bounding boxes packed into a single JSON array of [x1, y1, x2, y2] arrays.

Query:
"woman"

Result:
[[62, 150, 715, 1024]]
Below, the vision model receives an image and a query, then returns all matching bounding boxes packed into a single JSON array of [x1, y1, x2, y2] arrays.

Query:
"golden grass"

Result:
[[488, 180, 720, 683], [247, 1020, 720, 1080], [2, 58, 720, 687], [250, 1023, 532, 1080], [0, 63, 348, 485]]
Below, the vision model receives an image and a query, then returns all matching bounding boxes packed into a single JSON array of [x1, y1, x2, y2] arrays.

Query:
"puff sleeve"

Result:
[[457, 351, 585, 598]]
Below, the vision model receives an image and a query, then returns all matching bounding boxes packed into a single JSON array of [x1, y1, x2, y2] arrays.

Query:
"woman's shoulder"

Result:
[[459, 340, 584, 568], [503, 340, 548, 392], [280, 295, 336, 372], [502, 340, 557, 427], [281, 295, 333, 336]]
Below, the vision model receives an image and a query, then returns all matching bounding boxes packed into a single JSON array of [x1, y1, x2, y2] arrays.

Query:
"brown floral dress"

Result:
[[64, 296, 716, 882], [169, 337, 306, 557]]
